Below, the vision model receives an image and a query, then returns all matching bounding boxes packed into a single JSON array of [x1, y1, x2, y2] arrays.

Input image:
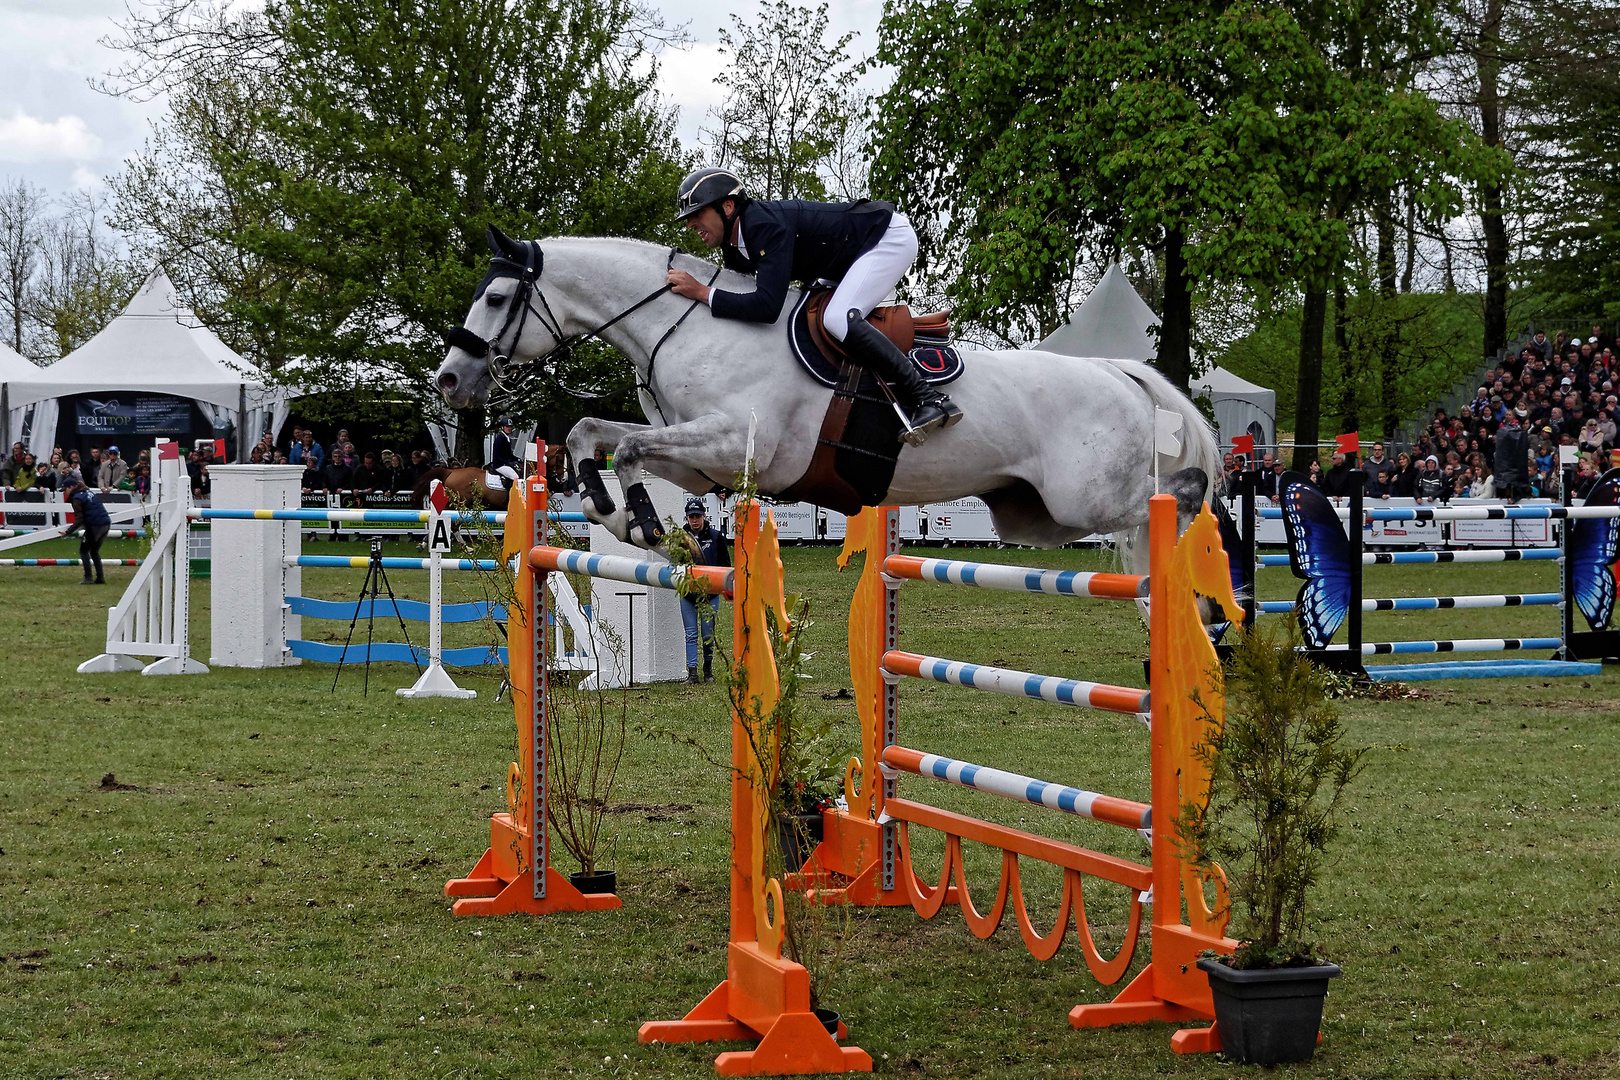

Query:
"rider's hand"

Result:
[[666, 270, 710, 304]]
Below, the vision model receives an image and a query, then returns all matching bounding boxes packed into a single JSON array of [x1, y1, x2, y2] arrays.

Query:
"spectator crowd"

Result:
[[1222, 323, 1620, 504], [0, 425, 450, 502]]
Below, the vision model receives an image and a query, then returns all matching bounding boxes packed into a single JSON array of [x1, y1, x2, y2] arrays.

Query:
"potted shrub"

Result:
[[1179, 616, 1368, 1065], [774, 711, 848, 873]]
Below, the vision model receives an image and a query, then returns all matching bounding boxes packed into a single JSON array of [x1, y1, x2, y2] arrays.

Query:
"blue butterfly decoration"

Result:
[[1280, 474, 1353, 648], [1569, 468, 1620, 630]]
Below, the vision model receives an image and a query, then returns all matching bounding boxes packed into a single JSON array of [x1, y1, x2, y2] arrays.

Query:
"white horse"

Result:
[[435, 231, 1220, 565]]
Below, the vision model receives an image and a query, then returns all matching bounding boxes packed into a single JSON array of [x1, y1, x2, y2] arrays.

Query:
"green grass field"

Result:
[[2, 535, 1617, 1078]]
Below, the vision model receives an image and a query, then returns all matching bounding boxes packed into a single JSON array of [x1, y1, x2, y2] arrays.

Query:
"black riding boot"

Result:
[[702, 651, 713, 683], [843, 311, 963, 446]]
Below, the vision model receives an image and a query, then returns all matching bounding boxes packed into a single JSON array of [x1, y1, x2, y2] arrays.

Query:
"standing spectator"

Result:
[[131, 463, 152, 498], [36, 453, 58, 492], [1391, 452, 1417, 497], [1528, 329, 1552, 361], [321, 446, 353, 493], [186, 449, 205, 497], [1493, 408, 1530, 502], [1260, 459, 1286, 499], [98, 446, 127, 491], [674, 497, 729, 683], [61, 451, 83, 488], [289, 432, 324, 470], [1306, 459, 1324, 487], [328, 428, 351, 464], [10, 453, 37, 490], [350, 452, 379, 502], [1320, 451, 1356, 497], [1416, 457, 1445, 502], [1362, 441, 1395, 498], [62, 480, 111, 584], [0, 442, 24, 486]]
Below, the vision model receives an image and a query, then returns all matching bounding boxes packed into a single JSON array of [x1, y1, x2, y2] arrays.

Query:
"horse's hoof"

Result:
[[577, 459, 616, 517], [624, 482, 665, 548]]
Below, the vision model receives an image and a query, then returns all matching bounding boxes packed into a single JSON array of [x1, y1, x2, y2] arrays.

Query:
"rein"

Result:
[[447, 244, 720, 417]]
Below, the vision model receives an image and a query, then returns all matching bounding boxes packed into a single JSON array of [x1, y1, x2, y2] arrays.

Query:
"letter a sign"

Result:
[[427, 479, 453, 553], [429, 516, 453, 554]]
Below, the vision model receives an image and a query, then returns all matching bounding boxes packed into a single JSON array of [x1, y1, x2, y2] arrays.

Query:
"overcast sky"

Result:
[[0, 0, 886, 201]]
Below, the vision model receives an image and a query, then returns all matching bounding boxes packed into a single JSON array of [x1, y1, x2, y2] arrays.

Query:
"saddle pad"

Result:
[[789, 290, 965, 389]]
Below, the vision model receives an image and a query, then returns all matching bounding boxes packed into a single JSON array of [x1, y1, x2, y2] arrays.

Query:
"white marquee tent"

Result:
[[4, 268, 291, 460], [0, 341, 37, 449], [1037, 264, 1276, 449]]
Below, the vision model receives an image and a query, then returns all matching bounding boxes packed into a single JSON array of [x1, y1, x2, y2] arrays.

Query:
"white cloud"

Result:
[[69, 165, 104, 191], [654, 42, 729, 146], [0, 109, 102, 163]]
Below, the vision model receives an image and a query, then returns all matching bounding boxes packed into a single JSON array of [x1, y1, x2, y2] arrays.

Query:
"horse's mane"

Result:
[[536, 235, 799, 308]]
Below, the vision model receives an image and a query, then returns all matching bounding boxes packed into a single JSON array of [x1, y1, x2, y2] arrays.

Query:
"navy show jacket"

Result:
[[709, 199, 896, 324]]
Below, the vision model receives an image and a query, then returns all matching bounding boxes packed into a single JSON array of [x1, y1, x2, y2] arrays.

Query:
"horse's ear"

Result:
[[486, 225, 522, 260]]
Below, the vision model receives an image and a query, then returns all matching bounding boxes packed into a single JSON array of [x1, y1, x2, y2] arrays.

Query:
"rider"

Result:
[[665, 168, 962, 445], [490, 416, 521, 486]]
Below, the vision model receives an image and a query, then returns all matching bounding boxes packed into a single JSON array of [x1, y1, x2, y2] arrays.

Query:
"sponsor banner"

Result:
[[1450, 517, 1554, 546], [1367, 518, 1441, 547], [74, 394, 192, 435], [925, 497, 999, 542]]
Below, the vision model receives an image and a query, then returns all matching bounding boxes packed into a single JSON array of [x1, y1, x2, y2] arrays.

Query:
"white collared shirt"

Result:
[[702, 218, 745, 308]]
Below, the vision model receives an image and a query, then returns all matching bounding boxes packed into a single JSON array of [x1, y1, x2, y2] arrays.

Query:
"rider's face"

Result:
[[685, 203, 730, 248]]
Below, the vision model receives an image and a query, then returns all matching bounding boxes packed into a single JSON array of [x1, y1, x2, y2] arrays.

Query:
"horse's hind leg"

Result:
[[566, 418, 652, 541]]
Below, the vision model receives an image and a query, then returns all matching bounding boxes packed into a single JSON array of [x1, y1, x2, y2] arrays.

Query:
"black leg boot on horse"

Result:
[[842, 309, 963, 446]]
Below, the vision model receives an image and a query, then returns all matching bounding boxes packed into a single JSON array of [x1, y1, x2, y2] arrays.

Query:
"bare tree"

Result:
[[33, 191, 139, 358], [0, 178, 44, 356], [703, 0, 858, 201]]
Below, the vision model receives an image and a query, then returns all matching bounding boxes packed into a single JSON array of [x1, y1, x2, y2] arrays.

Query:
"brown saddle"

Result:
[[803, 290, 952, 359]]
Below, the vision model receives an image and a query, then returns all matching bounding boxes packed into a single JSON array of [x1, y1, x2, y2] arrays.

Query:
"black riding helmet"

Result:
[[674, 168, 748, 222]]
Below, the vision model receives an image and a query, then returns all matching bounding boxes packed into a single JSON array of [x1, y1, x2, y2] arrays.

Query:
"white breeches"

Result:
[[495, 465, 519, 483], [822, 212, 919, 342]]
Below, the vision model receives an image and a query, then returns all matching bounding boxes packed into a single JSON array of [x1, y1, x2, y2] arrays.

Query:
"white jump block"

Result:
[[586, 473, 692, 688], [209, 465, 306, 668]]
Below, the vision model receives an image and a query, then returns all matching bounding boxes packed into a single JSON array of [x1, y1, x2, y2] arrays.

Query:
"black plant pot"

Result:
[[777, 811, 825, 873], [569, 869, 618, 895], [1198, 957, 1341, 1065], [813, 1007, 841, 1038]]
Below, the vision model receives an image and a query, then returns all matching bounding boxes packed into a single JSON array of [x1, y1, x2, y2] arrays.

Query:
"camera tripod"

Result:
[[332, 537, 420, 695]]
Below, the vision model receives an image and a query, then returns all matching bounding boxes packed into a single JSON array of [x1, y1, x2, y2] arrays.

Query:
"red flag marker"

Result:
[[1336, 432, 1360, 454], [1231, 434, 1254, 466]]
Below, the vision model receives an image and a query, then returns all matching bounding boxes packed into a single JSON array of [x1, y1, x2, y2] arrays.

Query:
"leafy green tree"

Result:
[[870, 0, 1491, 466], [1256, 1, 1493, 467], [1520, 2, 1620, 324], [109, 0, 688, 458], [870, 2, 1355, 384]]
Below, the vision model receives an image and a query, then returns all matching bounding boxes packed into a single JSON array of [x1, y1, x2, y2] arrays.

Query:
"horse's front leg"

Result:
[[566, 418, 652, 541], [613, 415, 755, 549]]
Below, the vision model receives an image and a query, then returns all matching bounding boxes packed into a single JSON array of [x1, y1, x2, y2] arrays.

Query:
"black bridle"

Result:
[[444, 240, 719, 419]]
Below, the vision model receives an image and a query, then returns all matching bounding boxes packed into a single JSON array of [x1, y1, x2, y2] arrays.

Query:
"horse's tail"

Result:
[[1106, 358, 1223, 575], [412, 466, 449, 510]]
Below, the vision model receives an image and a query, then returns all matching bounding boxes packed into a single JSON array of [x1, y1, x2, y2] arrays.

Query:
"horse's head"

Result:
[[437, 225, 563, 409]]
